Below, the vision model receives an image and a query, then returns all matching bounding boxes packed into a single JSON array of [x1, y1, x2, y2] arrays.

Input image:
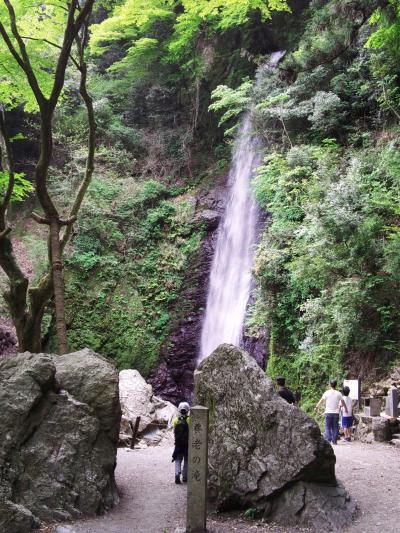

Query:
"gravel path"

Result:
[[64, 439, 400, 533], [70, 446, 186, 533], [335, 440, 400, 532]]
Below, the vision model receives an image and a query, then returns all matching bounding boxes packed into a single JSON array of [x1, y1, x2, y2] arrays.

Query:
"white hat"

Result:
[[178, 402, 190, 413]]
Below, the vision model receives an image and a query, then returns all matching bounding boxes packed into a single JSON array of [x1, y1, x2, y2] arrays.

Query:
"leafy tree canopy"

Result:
[[0, 0, 79, 111], [90, 0, 289, 79]]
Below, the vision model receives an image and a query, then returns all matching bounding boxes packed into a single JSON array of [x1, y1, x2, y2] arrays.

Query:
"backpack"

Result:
[[174, 415, 189, 448]]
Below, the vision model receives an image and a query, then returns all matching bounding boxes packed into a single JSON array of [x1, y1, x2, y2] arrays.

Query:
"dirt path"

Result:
[[62, 440, 400, 533], [70, 446, 186, 533], [335, 440, 400, 532]]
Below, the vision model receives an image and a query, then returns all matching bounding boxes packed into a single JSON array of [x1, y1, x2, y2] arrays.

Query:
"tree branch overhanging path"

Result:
[[0, 0, 96, 354]]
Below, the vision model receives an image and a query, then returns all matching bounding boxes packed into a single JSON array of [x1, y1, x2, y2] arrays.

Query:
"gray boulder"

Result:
[[0, 348, 120, 532], [195, 344, 355, 531], [354, 414, 396, 443], [119, 369, 177, 447]]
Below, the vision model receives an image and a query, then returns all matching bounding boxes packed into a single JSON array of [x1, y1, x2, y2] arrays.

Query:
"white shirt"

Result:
[[322, 389, 343, 414], [342, 396, 353, 416]]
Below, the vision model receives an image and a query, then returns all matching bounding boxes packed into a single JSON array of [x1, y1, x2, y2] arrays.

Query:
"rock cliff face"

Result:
[[0, 349, 120, 533], [149, 185, 269, 404], [149, 186, 225, 404], [195, 344, 355, 531]]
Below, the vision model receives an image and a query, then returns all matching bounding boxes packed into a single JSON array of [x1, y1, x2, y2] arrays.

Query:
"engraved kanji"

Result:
[[191, 469, 201, 482], [193, 438, 202, 450]]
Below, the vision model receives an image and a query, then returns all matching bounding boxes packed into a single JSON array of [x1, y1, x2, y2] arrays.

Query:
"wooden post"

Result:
[[186, 405, 209, 533], [130, 416, 141, 449]]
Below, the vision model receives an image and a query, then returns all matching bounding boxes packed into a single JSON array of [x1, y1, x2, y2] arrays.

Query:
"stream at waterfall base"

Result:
[[40, 440, 400, 533]]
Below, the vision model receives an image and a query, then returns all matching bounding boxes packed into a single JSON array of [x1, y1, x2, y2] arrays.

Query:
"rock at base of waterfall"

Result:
[[119, 369, 178, 446], [0, 349, 120, 532], [194, 344, 356, 530]]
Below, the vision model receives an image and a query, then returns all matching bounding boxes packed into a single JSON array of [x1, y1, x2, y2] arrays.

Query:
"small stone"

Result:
[[55, 527, 78, 533]]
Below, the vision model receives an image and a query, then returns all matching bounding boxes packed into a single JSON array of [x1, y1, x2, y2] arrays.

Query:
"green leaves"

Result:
[[209, 78, 252, 133], [0, 170, 33, 201], [253, 137, 400, 411], [366, 0, 400, 55], [0, 1, 69, 111], [90, 0, 289, 83]]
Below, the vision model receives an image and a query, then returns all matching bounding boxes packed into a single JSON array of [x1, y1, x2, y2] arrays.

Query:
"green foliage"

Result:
[[366, 0, 400, 57], [250, 1, 400, 410], [61, 164, 201, 375], [243, 507, 260, 519], [209, 78, 252, 135], [0, 1, 76, 111], [254, 139, 400, 410], [0, 171, 33, 202], [90, 0, 289, 82]]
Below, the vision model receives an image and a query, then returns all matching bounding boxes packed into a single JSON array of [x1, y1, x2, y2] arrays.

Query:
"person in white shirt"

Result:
[[315, 380, 348, 444], [341, 386, 353, 442]]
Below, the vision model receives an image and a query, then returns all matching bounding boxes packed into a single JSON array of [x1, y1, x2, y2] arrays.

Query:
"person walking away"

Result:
[[172, 402, 190, 484], [276, 376, 296, 404], [341, 386, 353, 442], [315, 380, 348, 444]]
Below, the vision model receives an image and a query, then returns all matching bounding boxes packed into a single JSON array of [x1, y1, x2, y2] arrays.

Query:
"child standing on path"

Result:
[[341, 386, 353, 442], [172, 402, 190, 484]]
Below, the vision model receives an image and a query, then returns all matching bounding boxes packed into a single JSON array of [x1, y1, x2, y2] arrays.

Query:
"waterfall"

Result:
[[199, 51, 284, 362]]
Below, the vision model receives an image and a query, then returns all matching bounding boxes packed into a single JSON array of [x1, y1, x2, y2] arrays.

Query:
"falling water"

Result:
[[199, 51, 284, 361]]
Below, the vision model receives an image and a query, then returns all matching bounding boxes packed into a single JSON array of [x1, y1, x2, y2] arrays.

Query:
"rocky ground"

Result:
[[40, 438, 400, 533]]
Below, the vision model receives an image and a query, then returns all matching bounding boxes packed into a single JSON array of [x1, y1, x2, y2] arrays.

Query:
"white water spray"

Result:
[[199, 51, 284, 361]]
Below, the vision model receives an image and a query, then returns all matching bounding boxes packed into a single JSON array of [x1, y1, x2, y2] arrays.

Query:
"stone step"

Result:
[[391, 433, 400, 439]]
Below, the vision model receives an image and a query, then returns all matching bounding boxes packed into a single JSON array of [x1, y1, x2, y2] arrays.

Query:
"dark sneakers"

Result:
[[175, 474, 181, 484], [182, 477, 187, 483]]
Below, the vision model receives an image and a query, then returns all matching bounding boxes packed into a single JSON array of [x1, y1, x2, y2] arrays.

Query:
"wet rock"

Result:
[[195, 344, 355, 530], [0, 349, 120, 532], [119, 369, 177, 446], [193, 209, 221, 230], [149, 184, 268, 403], [148, 207, 221, 403]]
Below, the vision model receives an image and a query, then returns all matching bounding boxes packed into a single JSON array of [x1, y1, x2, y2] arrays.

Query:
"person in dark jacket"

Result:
[[276, 376, 296, 404], [172, 402, 190, 484]]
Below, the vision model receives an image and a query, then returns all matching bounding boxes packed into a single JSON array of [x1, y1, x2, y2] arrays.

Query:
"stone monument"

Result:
[[186, 406, 209, 533], [385, 387, 399, 418]]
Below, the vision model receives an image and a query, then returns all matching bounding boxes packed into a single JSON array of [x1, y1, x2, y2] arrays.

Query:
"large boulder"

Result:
[[0, 349, 120, 533], [119, 369, 178, 446], [195, 344, 355, 531]]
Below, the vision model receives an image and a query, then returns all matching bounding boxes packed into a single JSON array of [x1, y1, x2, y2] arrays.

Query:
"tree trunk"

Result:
[[49, 217, 67, 354], [0, 1, 95, 356]]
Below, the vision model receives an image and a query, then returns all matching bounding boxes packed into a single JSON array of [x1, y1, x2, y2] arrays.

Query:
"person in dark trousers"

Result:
[[172, 402, 190, 484], [315, 379, 348, 445], [276, 376, 296, 404]]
